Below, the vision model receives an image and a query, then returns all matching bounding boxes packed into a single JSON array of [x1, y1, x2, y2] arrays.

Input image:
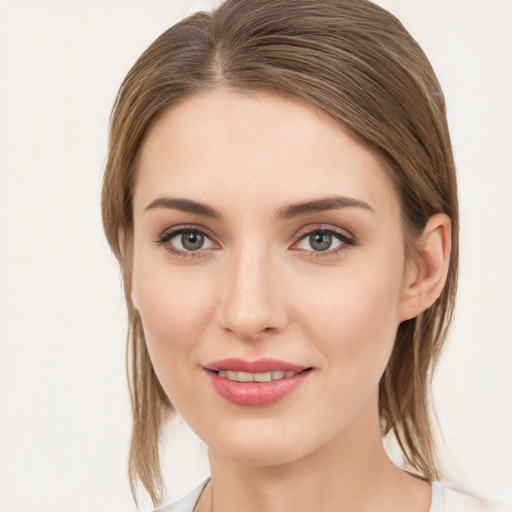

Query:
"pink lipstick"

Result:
[[204, 358, 313, 407]]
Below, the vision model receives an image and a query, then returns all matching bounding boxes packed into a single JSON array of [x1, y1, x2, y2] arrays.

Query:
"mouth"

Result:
[[210, 368, 312, 383], [204, 357, 311, 374], [203, 358, 314, 407]]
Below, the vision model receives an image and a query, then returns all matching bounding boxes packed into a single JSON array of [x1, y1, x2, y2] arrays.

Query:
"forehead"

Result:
[[134, 88, 398, 218]]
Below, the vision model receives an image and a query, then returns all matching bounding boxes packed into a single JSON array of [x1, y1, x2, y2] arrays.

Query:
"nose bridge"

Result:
[[218, 241, 285, 340]]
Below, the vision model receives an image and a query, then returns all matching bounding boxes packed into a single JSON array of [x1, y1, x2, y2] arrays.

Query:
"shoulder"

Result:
[[430, 481, 511, 512], [154, 479, 210, 512]]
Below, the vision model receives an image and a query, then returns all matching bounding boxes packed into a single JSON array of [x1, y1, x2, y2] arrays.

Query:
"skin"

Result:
[[130, 89, 451, 512]]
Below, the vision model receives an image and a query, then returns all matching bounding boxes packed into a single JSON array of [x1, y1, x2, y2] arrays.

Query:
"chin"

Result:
[[200, 416, 337, 468], [212, 440, 308, 467]]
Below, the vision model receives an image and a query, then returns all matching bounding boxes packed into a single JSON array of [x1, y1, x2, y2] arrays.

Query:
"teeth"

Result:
[[254, 372, 272, 382], [238, 371, 254, 382], [217, 370, 299, 382]]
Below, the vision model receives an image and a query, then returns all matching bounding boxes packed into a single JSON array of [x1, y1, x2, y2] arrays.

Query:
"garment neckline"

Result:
[[191, 478, 442, 512], [429, 480, 444, 512]]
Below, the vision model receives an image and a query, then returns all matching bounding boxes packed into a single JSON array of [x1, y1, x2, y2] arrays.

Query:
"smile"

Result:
[[204, 358, 314, 407], [216, 370, 298, 382]]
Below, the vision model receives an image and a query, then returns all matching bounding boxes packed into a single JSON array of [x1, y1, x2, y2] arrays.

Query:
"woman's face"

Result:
[[131, 89, 413, 465]]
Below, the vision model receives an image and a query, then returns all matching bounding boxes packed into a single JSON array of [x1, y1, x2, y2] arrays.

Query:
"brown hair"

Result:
[[102, 0, 458, 506]]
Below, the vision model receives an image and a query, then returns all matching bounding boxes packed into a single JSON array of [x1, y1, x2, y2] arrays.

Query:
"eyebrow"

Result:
[[144, 197, 222, 218], [275, 195, 374, 220], [144, 195, 374, 220]]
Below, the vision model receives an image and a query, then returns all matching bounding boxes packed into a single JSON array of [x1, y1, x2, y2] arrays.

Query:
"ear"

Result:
[[399, 213, 452, 322]]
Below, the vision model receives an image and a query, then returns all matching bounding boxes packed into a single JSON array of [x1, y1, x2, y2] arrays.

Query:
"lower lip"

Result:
[[205, 369, 312, 407]]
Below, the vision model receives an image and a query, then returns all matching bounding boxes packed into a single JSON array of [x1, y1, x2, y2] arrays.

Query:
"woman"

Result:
[[101, 1, 508, 511]]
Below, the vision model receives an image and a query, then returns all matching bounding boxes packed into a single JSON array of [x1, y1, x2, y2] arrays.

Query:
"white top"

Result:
[[156, 478, 511, 512]]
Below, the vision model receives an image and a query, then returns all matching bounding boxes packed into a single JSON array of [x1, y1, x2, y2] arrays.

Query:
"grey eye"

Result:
[[180, 231, 205, 250], [170, 230, 213, 251], [309, 232, 333, 251], [297, 230, 344, 252]]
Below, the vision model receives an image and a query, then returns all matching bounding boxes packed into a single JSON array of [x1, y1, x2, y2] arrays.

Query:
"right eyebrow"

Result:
[[144, 197, 223, 219]]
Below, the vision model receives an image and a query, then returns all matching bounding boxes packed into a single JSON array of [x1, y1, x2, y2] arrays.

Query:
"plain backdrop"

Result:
[[0, 1, 511, 511]]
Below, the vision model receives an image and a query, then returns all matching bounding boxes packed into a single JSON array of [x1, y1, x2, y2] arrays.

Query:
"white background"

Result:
[[0, 1, 511, 511]]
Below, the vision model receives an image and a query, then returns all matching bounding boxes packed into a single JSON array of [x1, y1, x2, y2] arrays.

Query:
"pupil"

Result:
[[182, 231, 204, 250], [310, 232, 332, 251]]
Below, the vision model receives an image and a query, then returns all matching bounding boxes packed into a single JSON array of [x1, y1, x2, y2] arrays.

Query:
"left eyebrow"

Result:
[[275, 195, 374, 220]]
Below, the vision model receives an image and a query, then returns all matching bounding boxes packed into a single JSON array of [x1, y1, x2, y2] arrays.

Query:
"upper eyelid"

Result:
[[156, 223, 352, 240], [295, 224, 353, 238], [293, 224, 356, 247], [155, 224, 217, 243]]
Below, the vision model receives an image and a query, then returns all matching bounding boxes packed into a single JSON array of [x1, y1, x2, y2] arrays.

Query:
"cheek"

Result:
[[131, 256, 216, 371], [293, 258, 404, 380]]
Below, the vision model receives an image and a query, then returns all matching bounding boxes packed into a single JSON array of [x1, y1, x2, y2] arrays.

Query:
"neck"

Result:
[[196, 395, 431, 512]]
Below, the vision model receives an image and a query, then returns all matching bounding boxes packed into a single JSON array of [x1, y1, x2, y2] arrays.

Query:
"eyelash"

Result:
[[154, 225, 216, 259], [154, 224, 356, 259], [296, 225, 355, 259]]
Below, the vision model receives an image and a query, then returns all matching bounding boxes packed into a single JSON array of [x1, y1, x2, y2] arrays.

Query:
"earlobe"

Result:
[[399, 213, 452, 322]]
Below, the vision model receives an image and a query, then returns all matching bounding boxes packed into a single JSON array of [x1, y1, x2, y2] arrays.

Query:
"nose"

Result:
[[217, 247, 288, 341]]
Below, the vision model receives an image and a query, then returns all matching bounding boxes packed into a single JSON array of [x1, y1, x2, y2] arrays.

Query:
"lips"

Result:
[[203, 358, 313, 407]]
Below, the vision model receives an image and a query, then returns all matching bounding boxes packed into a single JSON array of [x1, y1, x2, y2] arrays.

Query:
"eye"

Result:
[[294, 227, 355, 254], [155, 227, 215, 256]]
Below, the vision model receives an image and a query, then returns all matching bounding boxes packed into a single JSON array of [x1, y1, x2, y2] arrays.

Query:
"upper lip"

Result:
[[204, 358, 310, 373]]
